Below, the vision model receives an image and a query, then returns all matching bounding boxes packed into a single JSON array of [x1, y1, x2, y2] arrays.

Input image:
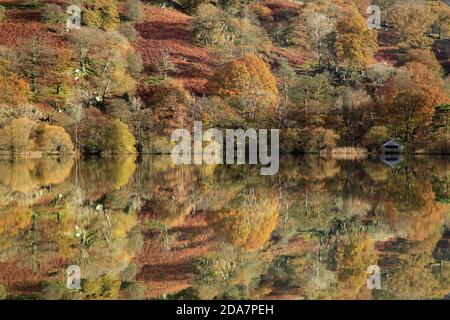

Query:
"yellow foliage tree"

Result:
[[83, 274, 121, 299], [334, 4, 377, 68], [79, 0, 120, 30], [390, 0, 435, 48], [104, 119, 136, 154], [0, 118, 37, 154]]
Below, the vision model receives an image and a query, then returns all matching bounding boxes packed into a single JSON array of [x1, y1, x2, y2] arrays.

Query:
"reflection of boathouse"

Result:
[[380, 139, 403, 167]]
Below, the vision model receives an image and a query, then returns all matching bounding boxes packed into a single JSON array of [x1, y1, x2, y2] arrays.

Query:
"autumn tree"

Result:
[[0, 284, 5, 299], [120, 23, 138, 44], [431, 104, 450, 135], [399, 49, 442, 75], [0, 46, 31, 105], [404, 62, 446, 109], [77, 0, 120, 30], [0, 119, 74, 154], [379, 62, 446, 142], [83, 274, 121, 299], [105, 98, 131, 122], [0, 74, 31, 106], [249, 3, 272, 23], [123, 0, 144, 22], [365, 62, 395, 102], [79, 107, 110, 153], [10, 39, 74, 99], [206, 53, 279, 121], [104, 119, 136, 154], [334, 3, 377, 69], [125, 50, 144, 80], [428, 103, 450, 153], [34, 124, 75, 154], [0, 206, 32, 240], [49, 48, 77, 96], [193, 246, 268, 299], [429, 0, 450, 39], [129, 96, 151, 152], [385, 253, 447, 299], [390, 0, 435, 48], [234, 16, 271, 55], [0, 118, 36, 154], [192, 3, 270, 56], [427, 131, 450, 153], [341, 0, 372, 16], [192, 4, 237, 47], [207, 190, 279, 251], [391, 91, 429, 142], [276, 58, 297, 106], [299, 127, 340, 154], [195, 96, 243, 129], [150, 79, 192, 137], [155, 48, 175, 79]]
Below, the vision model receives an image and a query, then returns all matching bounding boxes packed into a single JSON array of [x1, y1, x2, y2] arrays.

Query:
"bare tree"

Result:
[[156, 48, 175, 79], [68, 102, 85, 151]]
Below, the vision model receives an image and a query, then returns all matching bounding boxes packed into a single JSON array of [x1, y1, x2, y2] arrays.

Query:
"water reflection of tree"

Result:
[[0, 157, 73, 193], [191, 245, 271, 300], [0, 155, 448, 300], [263, 156, 449, 300], [206, 189, 279, 251], [0, 156, 144, 299]]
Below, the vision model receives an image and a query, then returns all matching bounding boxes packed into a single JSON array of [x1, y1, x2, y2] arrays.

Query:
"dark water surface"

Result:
[[0, 155, 448, 300]]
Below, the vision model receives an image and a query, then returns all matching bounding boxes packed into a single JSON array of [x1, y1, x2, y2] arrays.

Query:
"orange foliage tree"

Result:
[[401, 49, 442, 75], [379, 62, 447, 142], [206, 54, 279, 121], [0, 74, 31, 106], [0, 47, 31, 105]]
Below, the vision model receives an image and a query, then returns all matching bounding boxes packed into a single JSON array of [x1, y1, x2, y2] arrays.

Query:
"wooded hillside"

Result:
[[0, 0, 450, 154]]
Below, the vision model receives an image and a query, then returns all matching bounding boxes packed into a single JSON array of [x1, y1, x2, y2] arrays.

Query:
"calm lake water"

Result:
[[0, 155, 448, 300]]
